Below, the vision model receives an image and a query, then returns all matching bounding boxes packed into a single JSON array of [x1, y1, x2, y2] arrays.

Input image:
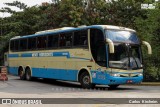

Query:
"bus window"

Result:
[[59, 34, 66, 47], [65, 33, 72, 47], [37, 36, 47, 49], [90, 28, 106, 67], [59, 33, 73, 47], [28, 37, 36, 50], [14, 40, 19, 51], [19, 39, 27, 51], [48, 35, 59, 48], [10, 40, 15, 51], [74, 30, 88, 46]]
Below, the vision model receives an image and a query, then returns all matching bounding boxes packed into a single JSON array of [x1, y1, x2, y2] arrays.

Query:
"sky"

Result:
[[0, 0, 52, 17]]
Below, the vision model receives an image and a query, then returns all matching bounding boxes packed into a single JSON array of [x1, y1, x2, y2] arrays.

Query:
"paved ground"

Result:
[[0, 75, 160, 107]]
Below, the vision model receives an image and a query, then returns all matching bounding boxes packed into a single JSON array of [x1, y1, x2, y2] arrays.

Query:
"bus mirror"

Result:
[[106, 39, 114, 53], [142, 41, 152, 54]]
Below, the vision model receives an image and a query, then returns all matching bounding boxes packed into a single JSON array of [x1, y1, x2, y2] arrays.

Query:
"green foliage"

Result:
[[135, 8, 160, 81], [0, 0, 159, 81], [4, 1, 27, 10]]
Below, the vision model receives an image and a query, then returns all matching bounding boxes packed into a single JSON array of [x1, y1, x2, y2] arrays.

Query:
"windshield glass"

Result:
[[105, 29, 140, 44], [108, 43, 142, 69]]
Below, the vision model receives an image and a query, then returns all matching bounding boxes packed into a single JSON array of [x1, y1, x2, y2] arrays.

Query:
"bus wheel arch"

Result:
[[78, 68, 95, 89], [18, 66, 25, 80], [25, 66, 32, 81]]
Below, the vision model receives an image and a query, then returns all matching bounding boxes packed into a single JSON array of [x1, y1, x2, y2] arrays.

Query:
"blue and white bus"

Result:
[[8, 25, 152, 88]]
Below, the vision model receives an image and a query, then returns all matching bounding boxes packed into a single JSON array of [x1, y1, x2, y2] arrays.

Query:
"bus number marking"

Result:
[[39, 53, 53, 57], [32, 53, 38, 57]]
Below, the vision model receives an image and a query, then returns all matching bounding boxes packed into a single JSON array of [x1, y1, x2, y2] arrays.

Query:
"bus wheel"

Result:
[[80, 72, 95, 89], [25, 68, 32, 81], [108, 85, 119, 89], [19, 67, 25, 80]]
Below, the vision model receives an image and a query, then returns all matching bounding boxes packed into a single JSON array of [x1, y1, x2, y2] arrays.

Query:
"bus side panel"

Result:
[[31, 68, 78, 81], [8, 67, 18, 76], [91, 70, 110, 85]]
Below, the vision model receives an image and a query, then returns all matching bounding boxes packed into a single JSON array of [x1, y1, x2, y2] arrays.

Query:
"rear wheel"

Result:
[[25, 68, 32, 81], [19, 67, 25, 80], [80, 72, 95, 89]]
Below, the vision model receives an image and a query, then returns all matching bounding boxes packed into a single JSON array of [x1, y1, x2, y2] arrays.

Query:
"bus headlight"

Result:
[[110, 73, 120, 77], [138, 73, 143, 76]]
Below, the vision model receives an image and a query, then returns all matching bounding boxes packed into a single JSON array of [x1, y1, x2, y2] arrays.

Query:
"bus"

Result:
[[8, 25, 152, 89]]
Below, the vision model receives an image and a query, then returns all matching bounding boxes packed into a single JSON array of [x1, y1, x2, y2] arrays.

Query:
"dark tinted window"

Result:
[[59, 33, 73, 47], [19, 39, 27, 50], [48, 35, 59, 48], [74, 30, 88, 46], [37, 36, 47, 49], [14, 40, 19, 51], [10, 40, 15, 51], [28, 37, 36, 50], [90, 28, 106, 67]]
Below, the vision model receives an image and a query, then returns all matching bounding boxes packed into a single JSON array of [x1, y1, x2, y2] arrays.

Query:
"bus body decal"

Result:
[[8, 52, 90, 60]]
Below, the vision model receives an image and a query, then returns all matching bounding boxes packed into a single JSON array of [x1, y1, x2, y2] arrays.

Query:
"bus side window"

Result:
[[59, 33, 73, 47], [14, 40, 19, 51], [37, 36, 47, 49], [28, 37, 36, 50], [19, 39, 27, 51], [65, 33, 72, 47], [74, 30, 88, 47], [10, 40, 15, 51], [59, 34, 66, 47], [48, 34, 58, 48]]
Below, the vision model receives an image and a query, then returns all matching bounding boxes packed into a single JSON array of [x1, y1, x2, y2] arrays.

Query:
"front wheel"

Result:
[[80, 72, 95, 89]]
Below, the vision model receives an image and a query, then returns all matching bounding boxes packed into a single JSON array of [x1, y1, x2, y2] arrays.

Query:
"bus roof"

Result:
[[10, 25, 136, 40]]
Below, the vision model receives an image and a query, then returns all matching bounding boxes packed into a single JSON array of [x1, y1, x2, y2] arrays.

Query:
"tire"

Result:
[[80, 72, 95, 89], [25, 68, 32, 81], [108, 85, 119, 89], [19, 67, 26, 80]]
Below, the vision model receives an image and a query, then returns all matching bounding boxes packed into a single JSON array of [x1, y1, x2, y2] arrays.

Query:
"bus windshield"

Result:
[[105, 29, 140, 44], [105, 30, 142, 69], [108, 44, 142, 69]]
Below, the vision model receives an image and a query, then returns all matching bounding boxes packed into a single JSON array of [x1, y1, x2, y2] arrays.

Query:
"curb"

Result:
[[125, 82, 160, 86]]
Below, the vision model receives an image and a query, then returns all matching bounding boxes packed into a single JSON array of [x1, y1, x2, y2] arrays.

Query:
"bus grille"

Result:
[[120, 74, 138, 77]]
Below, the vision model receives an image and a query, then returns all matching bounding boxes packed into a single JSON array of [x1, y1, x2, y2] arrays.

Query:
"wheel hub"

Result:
[[83, 76, 90, 84]]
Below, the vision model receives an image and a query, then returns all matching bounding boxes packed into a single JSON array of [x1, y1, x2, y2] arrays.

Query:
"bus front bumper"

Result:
[[107, 76, 143, 85], [91, 71, 143, 85]]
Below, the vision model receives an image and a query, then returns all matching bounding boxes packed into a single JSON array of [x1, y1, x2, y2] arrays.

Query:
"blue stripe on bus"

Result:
[[21, 53, 32, 57], [8, 66, 143, 85], [8, 67, 78, 81], [8, 52, 90, 60], [53, 52, 70, 58], [32, 68, 77, 81], [8, 54, 19, 57], [8, 67, 19, 75]]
